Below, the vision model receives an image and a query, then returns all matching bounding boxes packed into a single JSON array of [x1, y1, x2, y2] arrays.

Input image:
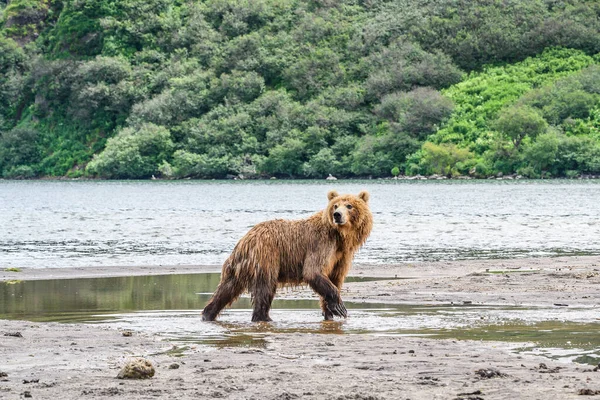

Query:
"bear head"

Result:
[[323, 190, 373, 243]]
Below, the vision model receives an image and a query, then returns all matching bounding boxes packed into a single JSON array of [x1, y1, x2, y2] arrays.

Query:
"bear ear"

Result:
[[327, 190, 339, 201], [358, 191, 370, 203]]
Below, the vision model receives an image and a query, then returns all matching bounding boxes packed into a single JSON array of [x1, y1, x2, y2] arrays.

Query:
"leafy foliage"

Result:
[[1, 0, 600, 179], [411, 142, 474, 177], [411, 51, 600, 177], [86, 123, 173, 178], [0, 126, 41, 176], [375, 87, 454, 140], [494, 105, 548, 150]]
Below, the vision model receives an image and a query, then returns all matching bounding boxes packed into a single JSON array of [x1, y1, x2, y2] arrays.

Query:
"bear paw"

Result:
[[326, 300, 347, 318]]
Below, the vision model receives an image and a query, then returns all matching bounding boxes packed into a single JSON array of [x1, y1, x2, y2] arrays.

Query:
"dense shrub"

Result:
[[283, 47, 345, 100], [170, 149, 233, 178], [303, 147, 339, 178], [364, 41, 463, 99], [375, 87, 454, 140], [415, 142, 474, 177], [0, 127, 41, 171], [2, 164, 36, 178], [0, 36, 26, 122], [407, 48, 600, 178], [519, 75, 598, 125], [365, 0, 600, 70], [519, 131, 600, 177], [86, 123, 173, 178], [430, 48, 596, 147], [259, 137, 306, 177]]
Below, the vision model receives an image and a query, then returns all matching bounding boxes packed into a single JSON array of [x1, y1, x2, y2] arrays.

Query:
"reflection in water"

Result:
[[1, 180, 600, 268], [0, 273, 391, 322], [0, 274, 222, 321], [1, 273, 599, 365]]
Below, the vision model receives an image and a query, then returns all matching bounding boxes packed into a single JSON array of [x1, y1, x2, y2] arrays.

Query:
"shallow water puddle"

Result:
[[1, 273, 599, 365]]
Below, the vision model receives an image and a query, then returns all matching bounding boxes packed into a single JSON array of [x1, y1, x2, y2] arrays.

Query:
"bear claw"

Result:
[[326, 301, 347, 318], [202, 313, 215, 321], [251, 315, 273, 322]]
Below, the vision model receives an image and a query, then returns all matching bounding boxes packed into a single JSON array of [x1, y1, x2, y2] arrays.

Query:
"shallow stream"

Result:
[[2, 273, 599, 365]]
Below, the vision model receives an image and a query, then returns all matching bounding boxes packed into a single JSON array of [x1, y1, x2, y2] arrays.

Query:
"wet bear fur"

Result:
[[202, 190, 373, 322]]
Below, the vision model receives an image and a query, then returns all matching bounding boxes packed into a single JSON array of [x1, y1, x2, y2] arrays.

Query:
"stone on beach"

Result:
[[117, 358, 155, 379]]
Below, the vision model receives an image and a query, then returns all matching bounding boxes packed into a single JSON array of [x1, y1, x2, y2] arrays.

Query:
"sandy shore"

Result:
[[2, 256, 600, 399]]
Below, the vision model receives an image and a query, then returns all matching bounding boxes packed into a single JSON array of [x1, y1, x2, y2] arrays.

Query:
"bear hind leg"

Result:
[[202, 274, 245, 321], [251, 271, 277, 322]]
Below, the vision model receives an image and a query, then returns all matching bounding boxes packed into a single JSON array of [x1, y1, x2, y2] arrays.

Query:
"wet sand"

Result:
[[2, 256, 600, 399]]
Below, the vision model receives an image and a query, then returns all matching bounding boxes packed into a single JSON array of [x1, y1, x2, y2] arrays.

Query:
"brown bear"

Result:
[[202, 190, 373, 322]]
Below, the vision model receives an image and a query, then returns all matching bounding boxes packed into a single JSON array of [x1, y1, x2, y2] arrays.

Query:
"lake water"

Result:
[[1, 179, 600, 269]]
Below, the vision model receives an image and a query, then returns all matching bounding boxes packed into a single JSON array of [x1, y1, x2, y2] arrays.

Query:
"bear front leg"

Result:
[[321, 266, 347, 320], [308, 274, 347, 318]]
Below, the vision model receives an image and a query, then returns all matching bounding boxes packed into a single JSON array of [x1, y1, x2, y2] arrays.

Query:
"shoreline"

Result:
[[2, 255, 600, 399], [4, 254, 600, 280], [1, 264, 223, 282], [3, 256, 600, 308]]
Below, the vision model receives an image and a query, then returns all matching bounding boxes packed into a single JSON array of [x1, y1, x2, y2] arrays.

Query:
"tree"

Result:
[[303, 147, 339, 178], [418, 142, 473, 177], [259, 137, 306, 177], [494, 105, 547, 150], [375, 87, 454, 139], [520, 132, 559, 177]]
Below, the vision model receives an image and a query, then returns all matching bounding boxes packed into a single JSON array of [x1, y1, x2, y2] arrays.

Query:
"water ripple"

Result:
[[1, 180, 600, 268]]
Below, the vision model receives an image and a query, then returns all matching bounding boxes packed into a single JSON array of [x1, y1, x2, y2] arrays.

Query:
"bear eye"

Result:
[[333, 205, 338, 210], [346, 204, 353, 210]]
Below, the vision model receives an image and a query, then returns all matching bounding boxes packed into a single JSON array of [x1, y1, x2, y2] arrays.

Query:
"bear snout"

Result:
[[333, 211, 345, 224]]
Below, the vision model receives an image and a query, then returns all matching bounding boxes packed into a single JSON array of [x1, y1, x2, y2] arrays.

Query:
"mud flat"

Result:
[[344, 255, 600, 308], [1, 256, 600, 399]]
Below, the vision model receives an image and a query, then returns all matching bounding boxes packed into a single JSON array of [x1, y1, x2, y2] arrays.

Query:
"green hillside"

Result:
[[1, 0, 599, 179], [410, 48, 600, 178]]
